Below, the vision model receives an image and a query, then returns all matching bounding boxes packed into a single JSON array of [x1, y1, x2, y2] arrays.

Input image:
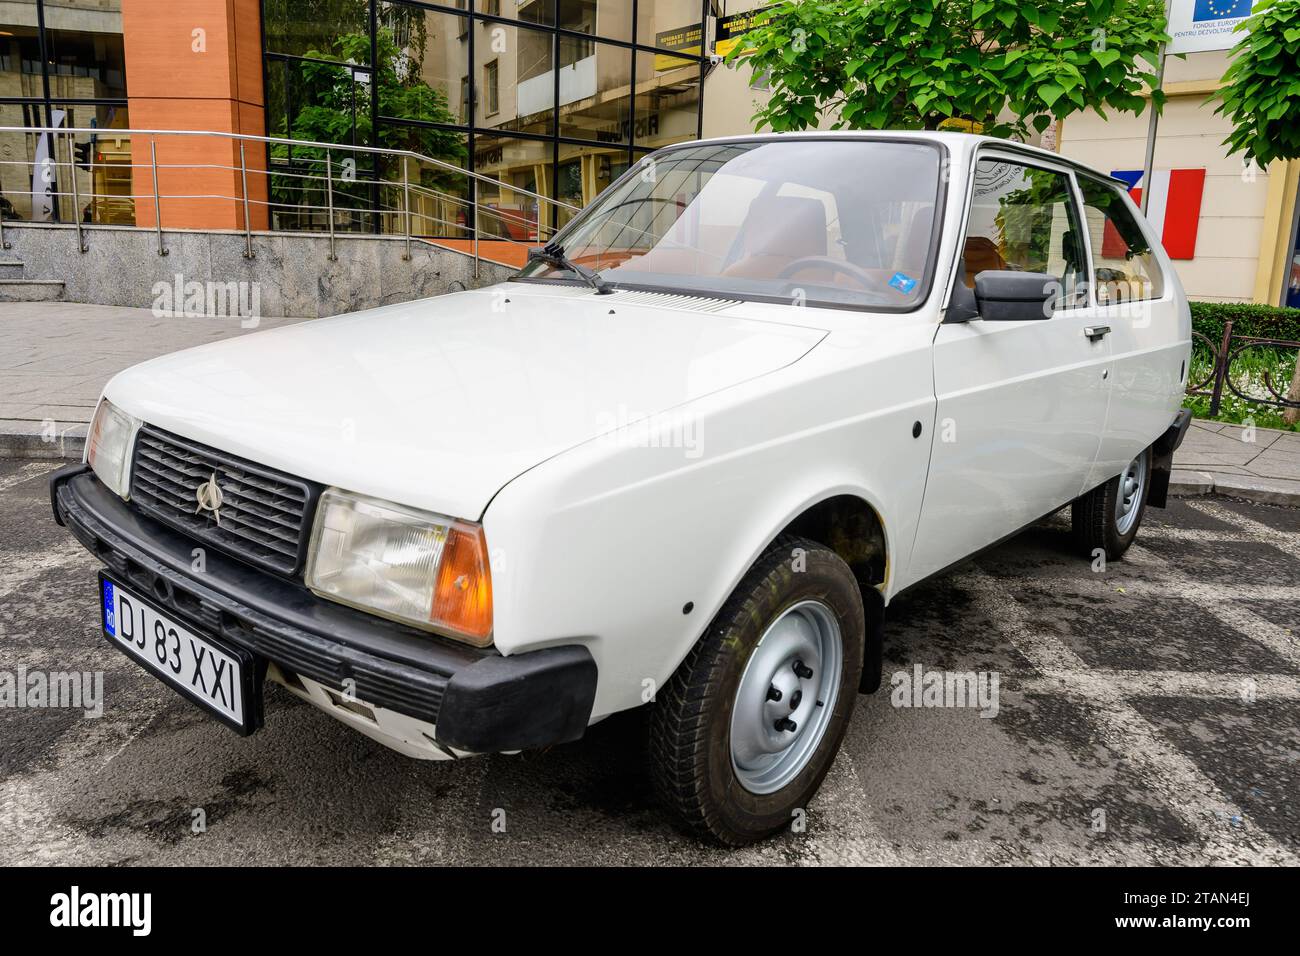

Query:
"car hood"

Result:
[[105, 285, 827, 519]]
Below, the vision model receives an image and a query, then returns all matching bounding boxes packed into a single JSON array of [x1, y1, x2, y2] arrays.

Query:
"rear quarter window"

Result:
[[1078, 176, 1166, 304]]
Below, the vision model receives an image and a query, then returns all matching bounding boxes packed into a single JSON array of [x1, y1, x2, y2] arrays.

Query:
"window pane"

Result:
[[376, 133, 471, 239], [41, 0, 127, 100], [559, 41, 630, 142], [382, 119, 469, 169], [556, 141, 629, 227], [0, 109, 53, 222], [473, 133, 554, 241], [266, 57, 376, 232], [50, 103, 134, 225], [263, 0, 371, 62], [1078, 176, 1166, 304], [633, 50, 699, 150], [378, 2, 469, 125], [0, 18, 44, 98], [477, 0, 551, 24], [637, 0, 705, 52], [963, 160, 1088, 308], [474, 22, 553, 135], [267, 56, 373, 145], [559, 0, 633, 42]]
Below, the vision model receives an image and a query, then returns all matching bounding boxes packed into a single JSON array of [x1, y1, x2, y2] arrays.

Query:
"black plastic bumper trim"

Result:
[[1154, 408, 1193, 458], [1148, 408, 1194, 509], [51, 467, 598, 753], [437, 646, 599, 753]]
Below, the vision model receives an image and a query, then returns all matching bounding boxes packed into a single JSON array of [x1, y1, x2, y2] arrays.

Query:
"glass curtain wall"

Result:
[[0, 0, 131, 224], [263, 0, 709, 238]]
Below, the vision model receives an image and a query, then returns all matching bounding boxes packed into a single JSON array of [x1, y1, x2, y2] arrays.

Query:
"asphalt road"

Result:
[[2, 458, 1297, 865]]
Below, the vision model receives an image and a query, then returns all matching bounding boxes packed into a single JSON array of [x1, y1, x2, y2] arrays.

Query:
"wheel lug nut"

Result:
[[793, 660, 813, 679], [774, 717, 797, 733], [789, 689, 803, 710], [766, 685, 782, 702]]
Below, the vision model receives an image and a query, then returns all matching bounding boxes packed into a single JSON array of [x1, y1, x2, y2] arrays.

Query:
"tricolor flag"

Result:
[[1110, 168, 1206, 260]]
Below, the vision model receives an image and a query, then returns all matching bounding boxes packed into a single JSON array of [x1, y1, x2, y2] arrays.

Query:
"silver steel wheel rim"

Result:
[[1115, 453, 1147, 535], [730, 600, 844, 795]]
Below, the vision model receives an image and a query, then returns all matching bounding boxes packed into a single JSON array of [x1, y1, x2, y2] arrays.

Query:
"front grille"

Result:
[[129, 425, 319, 576]]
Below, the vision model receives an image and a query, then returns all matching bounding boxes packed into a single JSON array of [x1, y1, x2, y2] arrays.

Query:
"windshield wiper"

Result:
[[529, 242, 614, 295]]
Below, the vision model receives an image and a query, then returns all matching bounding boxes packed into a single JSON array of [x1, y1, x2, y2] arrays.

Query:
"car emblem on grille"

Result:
[[194, 472, 225, 526]]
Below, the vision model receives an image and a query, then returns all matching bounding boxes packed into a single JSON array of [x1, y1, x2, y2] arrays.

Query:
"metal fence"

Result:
[[0, 126, 582, 277], [1188, 320, 1300, 415]]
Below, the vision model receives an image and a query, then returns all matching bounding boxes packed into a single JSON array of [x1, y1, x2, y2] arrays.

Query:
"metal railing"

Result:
[[0, 126, 582, 277], [1188, 320, 1300, 414]]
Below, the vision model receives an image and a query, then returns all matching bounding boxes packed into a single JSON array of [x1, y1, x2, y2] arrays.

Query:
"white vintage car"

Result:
[[53, 131, 1191, 845]]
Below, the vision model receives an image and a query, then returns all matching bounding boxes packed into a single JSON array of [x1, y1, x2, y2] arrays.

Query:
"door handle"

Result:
[[1084, 325, 1111, 341]]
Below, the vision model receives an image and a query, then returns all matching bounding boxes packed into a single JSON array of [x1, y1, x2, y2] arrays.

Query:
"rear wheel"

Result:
[[1071, 447, 1151, 561], [648, 535, 864, 845]]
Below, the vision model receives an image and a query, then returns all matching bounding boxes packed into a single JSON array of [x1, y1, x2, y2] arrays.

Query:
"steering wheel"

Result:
[[775, 256, 888, 291]]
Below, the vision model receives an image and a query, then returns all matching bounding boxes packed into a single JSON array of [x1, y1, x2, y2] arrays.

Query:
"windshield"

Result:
[[516, 139, 944, 310]]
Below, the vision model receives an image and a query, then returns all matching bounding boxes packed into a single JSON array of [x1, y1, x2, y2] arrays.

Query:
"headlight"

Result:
[[86, 398, 141, 499], [305, 488, 493, 646]]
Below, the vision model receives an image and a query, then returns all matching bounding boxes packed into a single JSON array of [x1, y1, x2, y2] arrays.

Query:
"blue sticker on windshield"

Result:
[[889, 272, 918, 295]]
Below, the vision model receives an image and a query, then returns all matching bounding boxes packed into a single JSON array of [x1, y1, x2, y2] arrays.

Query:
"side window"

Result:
[[963, 159, 1089, 309], [1078, 176, 1165, 304]]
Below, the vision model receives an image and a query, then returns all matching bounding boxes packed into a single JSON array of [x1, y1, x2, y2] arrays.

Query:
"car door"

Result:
[[906, 151, 1112, 585], [1073, 174, 1185, 491]]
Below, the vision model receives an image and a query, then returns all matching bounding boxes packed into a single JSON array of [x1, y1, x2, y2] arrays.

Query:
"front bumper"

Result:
[[51, 465, 597, 753]]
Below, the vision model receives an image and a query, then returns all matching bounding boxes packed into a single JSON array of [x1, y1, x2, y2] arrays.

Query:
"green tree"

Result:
[[727, 0, 1170, 139], [1214, 0, 1300, 423], [286, 29, 464, 162], [270, 25, 467, 221], [263, 0, 371, 58], [1214, 0, 1300, 166]]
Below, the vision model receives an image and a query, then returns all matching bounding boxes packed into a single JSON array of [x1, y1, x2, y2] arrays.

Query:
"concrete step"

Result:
[[0, 261, 24, 278], [0, 279, 64, 302]]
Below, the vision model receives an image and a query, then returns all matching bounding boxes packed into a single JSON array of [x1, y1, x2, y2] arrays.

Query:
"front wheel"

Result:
[[648, 535, 865, 845], [1071, 447, 1151, 561]]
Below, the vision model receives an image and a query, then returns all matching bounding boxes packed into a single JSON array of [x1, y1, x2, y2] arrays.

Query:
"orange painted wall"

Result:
[[122, 0, 268, 230]]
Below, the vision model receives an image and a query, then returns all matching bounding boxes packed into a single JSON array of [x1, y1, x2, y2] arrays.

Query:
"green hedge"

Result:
[[1190, 301, 1300, 345]]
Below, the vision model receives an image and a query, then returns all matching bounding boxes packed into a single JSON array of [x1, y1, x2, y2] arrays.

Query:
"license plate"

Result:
[[99, 574, 259, 734]]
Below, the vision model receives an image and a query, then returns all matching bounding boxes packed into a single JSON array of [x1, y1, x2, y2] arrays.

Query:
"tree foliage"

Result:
[[727, 0, 1170, 139], [1214, 0, 1300, 166], [268, 25, 466, 216], [280, 28, 464, 169]]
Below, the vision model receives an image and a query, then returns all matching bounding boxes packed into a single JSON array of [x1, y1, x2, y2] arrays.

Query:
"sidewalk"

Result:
[[1170, 419, 1300, 506], [1, 301, 303, 457], [2, 300, 1298, 505]]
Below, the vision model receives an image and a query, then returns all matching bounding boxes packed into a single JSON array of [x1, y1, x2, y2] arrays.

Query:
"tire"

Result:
[[648, 534, 865, 846], [1071, 446, 1152, 562]]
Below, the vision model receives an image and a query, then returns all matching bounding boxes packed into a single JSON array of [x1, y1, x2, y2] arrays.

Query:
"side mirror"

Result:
[[973, 270, 1057, 322], [526, 246, 548, 263]]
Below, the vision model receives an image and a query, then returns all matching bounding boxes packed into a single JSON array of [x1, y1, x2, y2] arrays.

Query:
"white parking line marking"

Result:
[[0, 540, 93, 598], [0, 461, 60, 494], [966, 567, 1299, 865], [1140, 526, 1248, 544], [996, 556, 1297, 606], [1129, 542, 1300, 670], [1185, 499, 1300, 560], [1018, 671, 1300, 701]]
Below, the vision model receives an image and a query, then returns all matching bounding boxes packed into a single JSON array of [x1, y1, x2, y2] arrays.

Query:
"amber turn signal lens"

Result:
[[432, 524, 493, 645]]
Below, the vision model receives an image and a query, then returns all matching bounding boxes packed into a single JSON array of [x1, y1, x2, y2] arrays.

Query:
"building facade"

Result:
[[1, 0, 711, 237]]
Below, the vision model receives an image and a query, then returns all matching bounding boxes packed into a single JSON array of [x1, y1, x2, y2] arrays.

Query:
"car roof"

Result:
[[672, 129, 1127, 187]]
